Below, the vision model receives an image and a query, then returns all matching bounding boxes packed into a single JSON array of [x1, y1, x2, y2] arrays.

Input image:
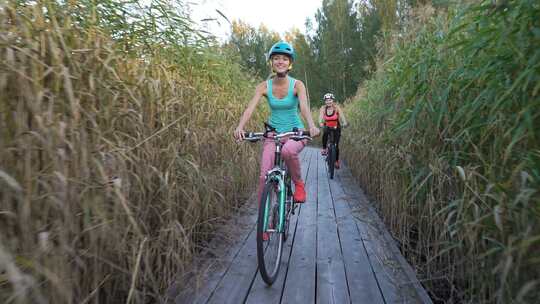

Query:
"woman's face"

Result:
[[271, 54, 291, 73], [325, 98, 334, 106]]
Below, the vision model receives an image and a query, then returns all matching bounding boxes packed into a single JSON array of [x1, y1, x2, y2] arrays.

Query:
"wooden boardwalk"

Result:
[[170, 147, 432, 304]]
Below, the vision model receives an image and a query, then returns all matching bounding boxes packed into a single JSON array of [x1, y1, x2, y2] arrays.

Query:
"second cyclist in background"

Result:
[[319, 93, 348, 169]]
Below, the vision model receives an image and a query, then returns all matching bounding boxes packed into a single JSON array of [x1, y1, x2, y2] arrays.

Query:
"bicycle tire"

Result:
[[328, 143, 336, 179], [257, 180, 284, 285]]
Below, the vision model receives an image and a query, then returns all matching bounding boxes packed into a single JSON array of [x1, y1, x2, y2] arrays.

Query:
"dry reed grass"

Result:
[[0, 1, 264, 302]]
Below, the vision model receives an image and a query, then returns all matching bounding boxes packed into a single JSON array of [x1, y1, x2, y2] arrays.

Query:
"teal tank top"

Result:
[[267, 76, 305, 133]]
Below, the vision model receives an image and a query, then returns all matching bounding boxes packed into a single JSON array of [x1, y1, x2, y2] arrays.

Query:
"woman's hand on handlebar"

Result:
[[309, 126, 321, 137], [234, 127, 245, 141]]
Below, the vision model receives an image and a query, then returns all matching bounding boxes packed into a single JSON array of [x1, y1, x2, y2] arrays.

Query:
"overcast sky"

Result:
[[189, 0, 323, 41]]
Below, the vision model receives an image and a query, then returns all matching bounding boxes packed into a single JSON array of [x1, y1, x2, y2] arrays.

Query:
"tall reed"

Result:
[[343, 2, 539, 303], [0, 0, 264, 302]]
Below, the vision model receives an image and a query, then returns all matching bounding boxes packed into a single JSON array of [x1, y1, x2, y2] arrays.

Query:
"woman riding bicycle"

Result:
[[233, 41, 320, 203], [319, 93, 348, 169]]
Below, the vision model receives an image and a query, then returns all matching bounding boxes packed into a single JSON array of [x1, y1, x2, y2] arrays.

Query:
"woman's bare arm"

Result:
[[234, 82, 266, 140]]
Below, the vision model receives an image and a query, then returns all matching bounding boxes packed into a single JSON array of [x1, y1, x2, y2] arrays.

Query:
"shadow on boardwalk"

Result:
[[168, 147, 433, 304]]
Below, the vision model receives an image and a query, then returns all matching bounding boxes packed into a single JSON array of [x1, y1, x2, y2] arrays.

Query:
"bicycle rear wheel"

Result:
[[328, 143, 336, 179], [257, 180, 284, 285]]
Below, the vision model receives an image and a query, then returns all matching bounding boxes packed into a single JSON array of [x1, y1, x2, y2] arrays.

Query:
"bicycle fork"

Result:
[[263, 173, 286, 233]]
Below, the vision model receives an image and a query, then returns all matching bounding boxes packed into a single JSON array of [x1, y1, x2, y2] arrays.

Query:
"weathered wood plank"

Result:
[[328, 176, 386, 304], [316, 154, 351, 304], [337, 169, 406, 303], [172, 200, 258, 304], [206, 148, 314, 304], [172, 149, 432, 304], [245, 149, 313, 304], [280, 148, 318, 304], [337, 166, 432, 303], [205, 227, 258, 304], [192, 148, 306, 303]]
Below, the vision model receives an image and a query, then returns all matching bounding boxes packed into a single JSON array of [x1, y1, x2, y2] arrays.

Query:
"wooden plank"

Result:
[[280, 148, 318, 303], [201, 148, 312, 303], [327, 176, 386, 304], [337, 169, 404, 303], [244, 211, 300, 304], [315, 153, 351, 304], [201, 148, 313, 304], [245, 148, 313, 304], [174, 149, 431, 304], [205, 228, 259, 304], [337, 167, 431, 303], [205, 149, 312, 304], [172, 201, 258, 304]]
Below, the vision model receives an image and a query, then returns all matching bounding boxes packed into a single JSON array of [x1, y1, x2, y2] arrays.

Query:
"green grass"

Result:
[[342, 2, 540, 303]]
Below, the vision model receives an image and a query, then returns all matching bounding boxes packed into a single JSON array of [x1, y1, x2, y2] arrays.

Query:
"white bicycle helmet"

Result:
[[323, 93, 335, 101]]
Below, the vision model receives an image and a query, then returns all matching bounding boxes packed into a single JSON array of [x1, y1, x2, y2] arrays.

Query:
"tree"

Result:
[[285, 28, 318, 104], [223, 0, 382, 106], [311, 0, 365, 103], [226, 20, 279, 78]]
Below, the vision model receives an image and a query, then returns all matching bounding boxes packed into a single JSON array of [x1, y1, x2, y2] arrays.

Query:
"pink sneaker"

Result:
[[293, 181, 306, 203]]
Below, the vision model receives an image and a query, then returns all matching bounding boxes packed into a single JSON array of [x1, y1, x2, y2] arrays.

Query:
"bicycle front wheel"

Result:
[[257, 180, 284, 285], [328, 144, 336, 179]]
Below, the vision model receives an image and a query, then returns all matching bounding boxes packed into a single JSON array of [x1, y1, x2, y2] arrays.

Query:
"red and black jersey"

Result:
[[323, 106, 339, 128]]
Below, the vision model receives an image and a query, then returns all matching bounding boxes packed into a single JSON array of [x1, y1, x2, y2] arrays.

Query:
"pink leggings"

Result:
[[257, 137, 306, 202]]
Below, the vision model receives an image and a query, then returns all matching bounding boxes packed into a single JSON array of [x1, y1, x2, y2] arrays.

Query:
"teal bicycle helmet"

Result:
[[268, 41, 296, 61]]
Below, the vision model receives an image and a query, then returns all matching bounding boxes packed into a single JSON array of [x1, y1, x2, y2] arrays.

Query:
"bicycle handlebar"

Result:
[[243, 130, 312, 142]]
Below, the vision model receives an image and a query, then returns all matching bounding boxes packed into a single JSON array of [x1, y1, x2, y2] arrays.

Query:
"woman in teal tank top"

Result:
[[233, 41, 320, 203]]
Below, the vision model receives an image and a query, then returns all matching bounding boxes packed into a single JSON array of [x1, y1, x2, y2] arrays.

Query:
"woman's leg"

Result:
[[322, 127, 329, 149], [282, 139, 307, 202], [281, 139, 306, 183], [258, 138, 276, 203]]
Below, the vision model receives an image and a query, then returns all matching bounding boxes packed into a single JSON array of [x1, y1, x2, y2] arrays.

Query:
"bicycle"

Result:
[[243, 124, 312, 285], [323, 125, 340, 179]]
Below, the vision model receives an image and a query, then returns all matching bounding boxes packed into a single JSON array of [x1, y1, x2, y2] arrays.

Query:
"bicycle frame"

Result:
[[262, 135, 291, 234], [325, 125, 339, 146]]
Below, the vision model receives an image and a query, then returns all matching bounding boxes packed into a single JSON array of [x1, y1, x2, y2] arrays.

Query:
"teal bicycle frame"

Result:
[[262, 153, 290, 234]]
